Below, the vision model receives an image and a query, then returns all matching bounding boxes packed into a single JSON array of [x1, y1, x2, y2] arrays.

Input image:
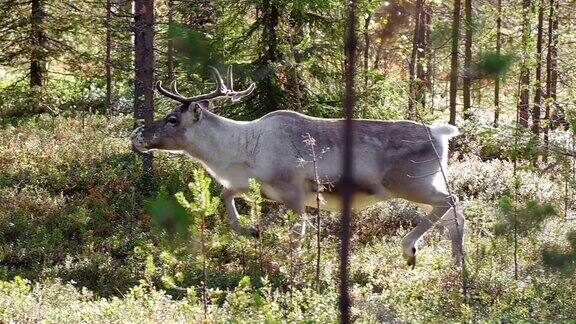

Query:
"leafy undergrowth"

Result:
[[1, 114, 575, 322]]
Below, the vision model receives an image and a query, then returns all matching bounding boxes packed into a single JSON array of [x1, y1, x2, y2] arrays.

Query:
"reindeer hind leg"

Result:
[[400, 188, 462, 268]]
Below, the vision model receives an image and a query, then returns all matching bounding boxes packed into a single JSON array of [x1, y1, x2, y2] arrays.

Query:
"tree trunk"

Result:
[[30, 0, 46, 113], [134, 0, 155, 173], [544, 0, 558, 160], [259, 0, 280, 111], [408, 0, 424, 118], [105, 0, 113, 115], [374, 41, 383, 70], [517, 0, 531, 128], [340, 1, 357, 321], [423, 6, 432, 93], [287, 9, 305, 112], [166, 0, 175, 82], [546, 0, 559, 129], [462, 0, 472, 120], [416, 5, 430, 110], [262, 0, 279, 63], [449, 0, 461, 126], [423, 6, 433, 113], [363, 13, 371, 90], [493, 0, 502, 127], [532, 0, 544, 136]]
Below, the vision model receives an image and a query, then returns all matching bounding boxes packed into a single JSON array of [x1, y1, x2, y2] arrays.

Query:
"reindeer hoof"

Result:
[[453, 253, 463, 268], [249, 226, 261, 238], [402, 245, 417, 269], [407, 256, 416, 269]]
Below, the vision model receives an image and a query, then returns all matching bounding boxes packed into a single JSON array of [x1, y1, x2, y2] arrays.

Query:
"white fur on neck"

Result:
[[182, 111, 253, 189]]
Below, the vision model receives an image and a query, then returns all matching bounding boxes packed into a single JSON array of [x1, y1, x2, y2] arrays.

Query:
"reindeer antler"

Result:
[[156, 66, 256, 104]]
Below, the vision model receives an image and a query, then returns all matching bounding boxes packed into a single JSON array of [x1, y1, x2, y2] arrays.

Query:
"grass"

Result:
[[0, 113, 575, 322]]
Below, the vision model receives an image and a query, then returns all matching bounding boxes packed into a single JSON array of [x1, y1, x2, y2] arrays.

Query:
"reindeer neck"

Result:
[[184, 110, 252, 170]]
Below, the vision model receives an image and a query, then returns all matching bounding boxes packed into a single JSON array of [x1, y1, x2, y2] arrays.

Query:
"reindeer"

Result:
[[131, 67, 464, 267]]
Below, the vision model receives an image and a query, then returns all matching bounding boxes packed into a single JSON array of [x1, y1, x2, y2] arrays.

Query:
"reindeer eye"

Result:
[[166, 115, 179, 125]]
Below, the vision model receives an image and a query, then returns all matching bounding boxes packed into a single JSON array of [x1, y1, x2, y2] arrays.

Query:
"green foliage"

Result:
[[0, 115, 198, 295], [170, 23, 222, 73], [475, 52, 514, 79], [1, 116, 576, 321], [244, 179, 263, 219], [541, 231, 576, 273], [185, 169, 221, 218], [149, 187, 190, 238], [476, 126, 543, 161], [494, 197, 556, 238], [2, 0, 576, 321]]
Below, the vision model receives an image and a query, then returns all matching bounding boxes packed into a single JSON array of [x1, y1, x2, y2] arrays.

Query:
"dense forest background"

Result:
[[0, 0, 575, 322]]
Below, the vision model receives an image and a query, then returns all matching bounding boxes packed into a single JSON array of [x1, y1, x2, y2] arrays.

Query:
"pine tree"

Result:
[[449, 0, 461, 126], [134, 0, 155, 174]]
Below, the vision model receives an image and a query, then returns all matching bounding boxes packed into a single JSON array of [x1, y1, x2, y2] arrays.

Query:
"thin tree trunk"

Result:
[[532, 0, 544, 136], [105, 0, 113, 115], [363, 13, 371, 90], [166, 0, 175, 82], [408, 0, 424, 118], [517, 0, 531, 128], [374, 41, 383, 70], [262, 0, 279, 62], [546, 0, 559, 130], [416, 5, 430, 110], [462, 0, 472, 120], [134, 0, 155, 173], [424, 6, 434, 113], [493, 0, 502, 127], [288, 11, 304, 112], [449, 0, 461, 126], [30, 0, 46, 113], [260, 0, 280, 111], [423, 6, 432, 93], [288, 58, 303, 112]]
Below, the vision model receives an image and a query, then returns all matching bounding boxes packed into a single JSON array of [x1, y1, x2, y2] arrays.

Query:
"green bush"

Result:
[[1, 114, 575, 322]]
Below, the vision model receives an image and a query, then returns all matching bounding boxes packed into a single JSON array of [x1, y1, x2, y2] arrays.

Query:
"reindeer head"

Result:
[[131, 66, 255, 153]]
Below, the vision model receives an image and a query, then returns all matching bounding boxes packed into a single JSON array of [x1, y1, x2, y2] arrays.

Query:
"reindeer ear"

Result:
[[194, 100, 210, 110], [180, 102, 191, 112], [192, 100, 209, 121]]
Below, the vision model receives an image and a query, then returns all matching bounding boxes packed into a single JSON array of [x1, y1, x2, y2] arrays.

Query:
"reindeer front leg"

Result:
[[278, 185, 307, 243], [222, 188, 259, 237]]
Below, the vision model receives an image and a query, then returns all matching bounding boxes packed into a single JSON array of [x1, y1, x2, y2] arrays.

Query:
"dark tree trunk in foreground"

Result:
[[532, 0, 544, 136], [340, 0, 357, 321], [166, 0, 175, 82], [462, 0, 472, 120], [30, 0, 47, 112], [105, 0, 113, 115], [134, 0, 155, 172], [493, 0, 502, 127], [517, 0, 531, 128], [449, 0, 461, 126]]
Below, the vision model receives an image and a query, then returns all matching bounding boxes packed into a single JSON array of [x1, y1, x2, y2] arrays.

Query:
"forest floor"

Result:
[[1, 114, 575, 322]]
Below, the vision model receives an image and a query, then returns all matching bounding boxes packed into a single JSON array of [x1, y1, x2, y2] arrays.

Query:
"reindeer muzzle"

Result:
[[131, 126, 149, 152]]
